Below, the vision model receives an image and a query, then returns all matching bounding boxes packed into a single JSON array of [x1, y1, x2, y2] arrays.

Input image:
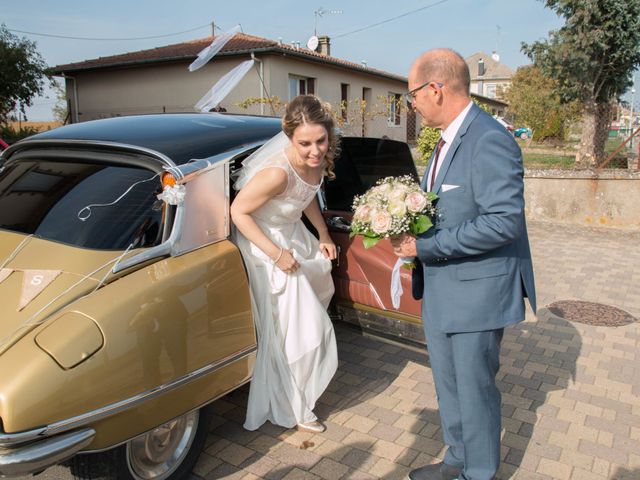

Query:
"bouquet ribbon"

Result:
[[390, 257, 412, 309]]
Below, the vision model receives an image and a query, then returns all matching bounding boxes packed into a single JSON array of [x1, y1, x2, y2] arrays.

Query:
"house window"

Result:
[[289, 75, 315, 99], [485, 83, 497, 99], [340, 83, 349, 122], [388, 93, 402, 126]]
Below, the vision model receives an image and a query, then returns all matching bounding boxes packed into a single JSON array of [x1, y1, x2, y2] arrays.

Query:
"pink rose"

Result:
[[370, 210, 392, 234], [354, 204, 372, 222], [405, 192, 427, 213]]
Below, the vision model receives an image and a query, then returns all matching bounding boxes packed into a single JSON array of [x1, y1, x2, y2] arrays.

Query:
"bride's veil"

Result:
[[234, 131, 291, 190]]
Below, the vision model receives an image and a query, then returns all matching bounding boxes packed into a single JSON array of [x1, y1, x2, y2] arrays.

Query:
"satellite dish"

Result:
[[307, 35, 319, 51]]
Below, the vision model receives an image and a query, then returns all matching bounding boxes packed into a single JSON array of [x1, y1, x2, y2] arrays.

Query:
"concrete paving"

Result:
[[16, 221, 640, 479]]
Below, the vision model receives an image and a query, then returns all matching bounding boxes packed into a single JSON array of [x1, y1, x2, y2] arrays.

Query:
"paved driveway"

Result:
[[14, 221, 640, 479]]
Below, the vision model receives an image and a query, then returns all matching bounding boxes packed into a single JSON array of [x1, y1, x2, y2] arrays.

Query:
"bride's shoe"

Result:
[[296, 420, 326, 433]]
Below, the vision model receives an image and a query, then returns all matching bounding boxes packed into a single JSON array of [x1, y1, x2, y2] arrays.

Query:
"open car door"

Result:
[[323, 137, 425, 344]]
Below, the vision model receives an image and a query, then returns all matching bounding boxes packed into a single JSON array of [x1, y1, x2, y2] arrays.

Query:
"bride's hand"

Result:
[[318, 234, 337, 260], [275, 249, 299, 273]]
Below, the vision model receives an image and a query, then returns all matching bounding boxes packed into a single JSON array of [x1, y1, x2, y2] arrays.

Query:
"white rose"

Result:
[[388, 199, 407, 216], [389, 185, 409, 201]]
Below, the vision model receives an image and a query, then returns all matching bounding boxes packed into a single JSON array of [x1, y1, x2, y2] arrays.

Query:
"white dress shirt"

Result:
[[428, 101, 473, 191]]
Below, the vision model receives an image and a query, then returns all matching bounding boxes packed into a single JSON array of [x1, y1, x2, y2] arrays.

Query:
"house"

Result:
[[50, 33, 414, 142], [465, 51, 514, 103]]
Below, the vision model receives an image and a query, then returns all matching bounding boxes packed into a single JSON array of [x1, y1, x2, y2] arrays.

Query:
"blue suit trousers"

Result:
[[423, 320, 504, 480]]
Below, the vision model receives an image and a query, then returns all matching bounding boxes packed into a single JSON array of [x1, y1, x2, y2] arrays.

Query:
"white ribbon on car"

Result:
[[156, 184, 186, 205], [390, 257, 413, 309], [188, 24, 241, 72], [0, 244, 135, 353], [77, 173, 160, 222], [194, 59, 255, 112]]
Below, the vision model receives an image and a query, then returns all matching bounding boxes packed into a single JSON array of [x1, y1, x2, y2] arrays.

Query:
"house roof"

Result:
[[465, 52, 514, 80], [50, 32, 407, 83]]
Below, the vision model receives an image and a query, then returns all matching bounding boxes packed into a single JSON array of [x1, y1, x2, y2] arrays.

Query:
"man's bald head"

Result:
[[411, 49, 470, 97]]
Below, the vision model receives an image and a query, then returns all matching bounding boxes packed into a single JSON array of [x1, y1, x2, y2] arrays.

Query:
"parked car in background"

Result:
[[514, 127, 533, 140], [0, 113, 425, 479], [494, 116, 514, 133], [0, 138, 8, 152]]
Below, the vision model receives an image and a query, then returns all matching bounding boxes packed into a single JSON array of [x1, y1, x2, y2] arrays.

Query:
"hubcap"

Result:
[[127, 410, 199, 479]]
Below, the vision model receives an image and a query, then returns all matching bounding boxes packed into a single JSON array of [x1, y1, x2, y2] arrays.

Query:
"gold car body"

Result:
[[0, 113, 281, 476]]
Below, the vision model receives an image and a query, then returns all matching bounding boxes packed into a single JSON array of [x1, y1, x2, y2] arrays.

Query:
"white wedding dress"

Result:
[[233, 137, 338, 430]]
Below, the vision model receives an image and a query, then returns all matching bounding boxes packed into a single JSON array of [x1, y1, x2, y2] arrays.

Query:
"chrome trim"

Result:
[[0, 428, 95, 477], [1, 139, 176, 170], [113, 142, 261, 273], [0, 345, 256, 447], [82, 374, 253, 455]]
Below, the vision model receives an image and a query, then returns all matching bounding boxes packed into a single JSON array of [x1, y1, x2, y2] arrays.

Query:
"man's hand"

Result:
[[391, 233, 417, 257]]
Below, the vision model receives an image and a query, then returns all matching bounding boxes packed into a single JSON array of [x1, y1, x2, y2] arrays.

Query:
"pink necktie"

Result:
[[429, 138, 446, 191]]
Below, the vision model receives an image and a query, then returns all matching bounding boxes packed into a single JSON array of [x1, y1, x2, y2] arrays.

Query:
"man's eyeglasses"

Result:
[[405, 81, 444, 103]]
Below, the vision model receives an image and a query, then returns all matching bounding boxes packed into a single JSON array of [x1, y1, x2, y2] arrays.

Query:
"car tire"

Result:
[[519, 132, 528, 140], [69, 407, 211, 480]]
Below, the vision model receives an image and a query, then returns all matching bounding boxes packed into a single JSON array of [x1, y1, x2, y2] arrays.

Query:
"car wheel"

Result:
[[69, 408, 211, 480], [519, 132, 528, 139]]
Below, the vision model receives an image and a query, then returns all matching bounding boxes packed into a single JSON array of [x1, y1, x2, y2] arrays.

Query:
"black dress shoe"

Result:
[[408, 461, 462, 480]]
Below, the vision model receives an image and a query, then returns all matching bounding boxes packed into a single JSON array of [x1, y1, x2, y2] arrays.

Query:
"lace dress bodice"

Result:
[[250, 151, 322, 226]]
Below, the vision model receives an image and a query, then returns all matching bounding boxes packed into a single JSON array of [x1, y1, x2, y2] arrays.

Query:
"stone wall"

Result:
[[416, 166, 640, 230], [524, 169, 640, 230]]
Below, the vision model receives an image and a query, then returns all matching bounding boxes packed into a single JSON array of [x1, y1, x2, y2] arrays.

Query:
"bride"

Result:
[[230, 95, 338, 433]]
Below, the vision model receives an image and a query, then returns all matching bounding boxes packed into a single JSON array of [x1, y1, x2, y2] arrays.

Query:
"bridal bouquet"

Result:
[[350, 175, 438, 250]]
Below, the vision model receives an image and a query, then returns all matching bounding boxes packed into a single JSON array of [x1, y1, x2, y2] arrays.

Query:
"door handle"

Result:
[[327, 216, 351, 232], [333, 244, 342, 268]]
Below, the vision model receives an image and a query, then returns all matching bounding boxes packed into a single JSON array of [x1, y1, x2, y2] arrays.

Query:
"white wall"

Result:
[[65, 54, 409, 141]]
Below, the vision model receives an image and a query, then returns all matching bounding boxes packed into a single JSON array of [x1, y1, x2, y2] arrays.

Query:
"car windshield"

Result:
[[0, 159, 164, 250]]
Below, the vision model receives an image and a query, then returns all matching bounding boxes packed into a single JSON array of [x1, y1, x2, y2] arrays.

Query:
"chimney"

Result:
[[478, 58, 485, 76], [318, 36, 331, 56], [491, 51, 500, 62]]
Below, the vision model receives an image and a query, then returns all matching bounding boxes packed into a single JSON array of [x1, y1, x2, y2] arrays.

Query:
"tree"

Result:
[[0, 24, 50, 125], [522, 0, 640, 167], [52, 80, 69, 124], [504, 65, 578, 141]]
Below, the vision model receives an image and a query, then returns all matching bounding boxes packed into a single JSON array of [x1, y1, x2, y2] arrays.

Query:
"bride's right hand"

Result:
[[275, 249, 299, 274]]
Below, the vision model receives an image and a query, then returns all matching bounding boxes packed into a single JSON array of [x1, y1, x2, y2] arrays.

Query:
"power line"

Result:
[[332, 0, 450, 39], [7, 23, 211, 41]]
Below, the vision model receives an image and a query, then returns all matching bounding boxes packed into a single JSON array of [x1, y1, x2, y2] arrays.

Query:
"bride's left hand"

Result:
[[318, 233, 337, 260]]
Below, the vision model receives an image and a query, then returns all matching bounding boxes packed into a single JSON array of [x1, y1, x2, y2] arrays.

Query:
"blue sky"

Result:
[[4, 0, 567, 121]]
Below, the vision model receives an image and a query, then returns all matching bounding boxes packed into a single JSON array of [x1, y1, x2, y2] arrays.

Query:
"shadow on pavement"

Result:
[[197, 310, 582, 480]]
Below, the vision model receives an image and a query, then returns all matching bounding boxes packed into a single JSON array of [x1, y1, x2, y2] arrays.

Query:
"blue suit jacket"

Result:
[[413, 104, 536, 333]]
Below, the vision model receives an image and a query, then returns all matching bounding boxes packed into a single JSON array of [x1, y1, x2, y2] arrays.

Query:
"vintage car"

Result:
[[0, 113, 423, 479]]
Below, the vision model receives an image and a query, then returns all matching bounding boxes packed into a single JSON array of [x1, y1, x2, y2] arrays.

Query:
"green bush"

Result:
[[0, 124, 40, 144], [416, 127, 440, 165]]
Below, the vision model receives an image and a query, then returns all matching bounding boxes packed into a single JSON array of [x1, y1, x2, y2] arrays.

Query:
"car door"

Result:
[[323, 137, 423, 340]]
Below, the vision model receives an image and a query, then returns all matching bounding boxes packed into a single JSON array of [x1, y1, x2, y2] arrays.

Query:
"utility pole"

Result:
[[630, 76, 636, 149]]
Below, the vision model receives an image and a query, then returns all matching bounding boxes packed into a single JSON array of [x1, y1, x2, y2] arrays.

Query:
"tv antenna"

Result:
[[314, 7, 343, 35]]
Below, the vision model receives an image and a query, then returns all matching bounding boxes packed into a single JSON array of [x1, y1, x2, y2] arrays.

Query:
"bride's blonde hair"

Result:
[[282, 95, 339, 180]]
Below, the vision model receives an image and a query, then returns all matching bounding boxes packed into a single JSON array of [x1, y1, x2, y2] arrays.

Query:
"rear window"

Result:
[[0, 159, 163, 250], [325, 137, 418, 211]]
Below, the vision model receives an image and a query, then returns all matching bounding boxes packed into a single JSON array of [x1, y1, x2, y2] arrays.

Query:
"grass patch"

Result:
[[523, 153, 576, 169]]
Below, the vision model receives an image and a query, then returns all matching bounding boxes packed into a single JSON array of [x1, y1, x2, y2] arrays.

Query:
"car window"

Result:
[[325, 137, 418, 211], [0, 159, 163, 250]]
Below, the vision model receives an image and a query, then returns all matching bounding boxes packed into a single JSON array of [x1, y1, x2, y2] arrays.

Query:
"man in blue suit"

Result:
[[392, 49, 536, 480]]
